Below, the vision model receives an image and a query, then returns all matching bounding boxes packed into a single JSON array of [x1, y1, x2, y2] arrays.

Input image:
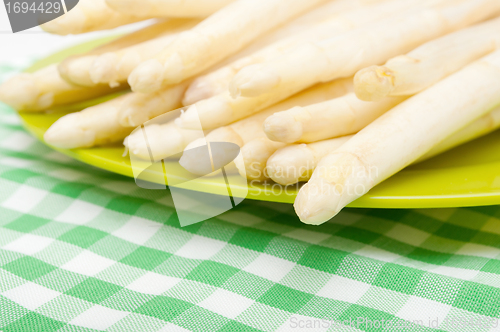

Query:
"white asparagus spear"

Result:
[[177, 77, 353, 130], [41, 0, 149, 35], [118, 82, 189, 127], [125, 121, 205, 161], [268, 105, 500, 185], [294, 50, 500, 225], [179, 79, 353, 174], [264, 93, 406, 144], [178, 0, 483, 131], [240, 97, 397, 180], [418, 105, 500, 162], [59, 19, 200, 87], [267, 136, 353, 185], [354, 17, 500, 101], [105, 0, 235, 18], [128, 0, 329, 93], [229, 0, 500, 99], [44, 95, 132, 149], [42, 84, 189, 148], [235, 138, 286, 181], [0, 65, 120, 112], [182, 0, 396, 105]]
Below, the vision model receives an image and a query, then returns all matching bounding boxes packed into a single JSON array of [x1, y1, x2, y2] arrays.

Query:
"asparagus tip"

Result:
[[267, 144, 315, 186], [44, 114, 95, 149], [0, 74, 40, 111], [128, 59, 165, 93], [229, 64, 280, 98], [126, 124, 187, 161], [58, 56, 97, 87], [354, 66, 395, 102], [294, 179, 340, 225], [90, 53, 118, 85], [263, 109, 304, 143]]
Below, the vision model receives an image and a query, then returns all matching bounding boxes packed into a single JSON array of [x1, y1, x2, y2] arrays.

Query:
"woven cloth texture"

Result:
[[1, 68, 500, 332]]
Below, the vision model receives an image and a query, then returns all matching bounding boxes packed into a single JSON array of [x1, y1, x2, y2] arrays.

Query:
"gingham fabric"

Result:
[[1, 71, 500, 332]]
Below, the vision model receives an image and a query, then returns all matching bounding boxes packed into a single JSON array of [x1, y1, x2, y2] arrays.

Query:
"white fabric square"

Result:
[[70, 305, 128, 330], [385, 224, 430, 246], [488, 322, 500, 332], [198, 288, 254, 319], [61, 250, 115, 276], [1, 114, 21, 126], [0, 132, 36, 151], [3, 234, 54, 255], [112, 217, 161, 245], [397, 296, 451, 325], [2, 282, 60, 310], [354, 245, 401, 263], [243, 254, 295, 282], [1, 185, 47, 213], [316, 276, 371, 304], [283, 229, 330, 244], [430, 265, 480, 281], [48, 169, 86, 181], [55, 200, 104, 225], [126, 272, 181, 295], [175, 235, 226, 260], [0, 157, 33, 168], [456, 243, 500, 259]]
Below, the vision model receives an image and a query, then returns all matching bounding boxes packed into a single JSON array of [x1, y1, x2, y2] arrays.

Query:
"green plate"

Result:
[[17, 38, 500, 209]]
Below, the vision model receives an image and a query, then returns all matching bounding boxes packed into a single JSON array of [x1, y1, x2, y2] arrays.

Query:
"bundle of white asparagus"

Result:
[[1, 0, 500, 224]]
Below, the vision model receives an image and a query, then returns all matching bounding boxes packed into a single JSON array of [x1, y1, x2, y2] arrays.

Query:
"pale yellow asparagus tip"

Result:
[[266, 144, 315, 185], [118, 106, 146, 128], [294, 178, 343, 225], [44, 113, 96, 149], [0, 74, 40, 111], [263, 107, 304, 143], [59, 57, 97, 87], [89, 53, 120, 86], [124, 128, 152, 161], [267, 136, 353, 185], [354, 66, 396, 101], [229, 64, 280, 98], [294, 152, 367, 224], [176, 106, 201, 129], [126, 121, 205, 161], [128, 59, 166, 93], [117, 95, 149, 127], [126, 124, 184, 161]]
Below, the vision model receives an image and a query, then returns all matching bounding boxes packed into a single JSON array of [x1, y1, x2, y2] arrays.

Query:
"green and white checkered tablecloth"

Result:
[[1, 70, 500, 332]]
